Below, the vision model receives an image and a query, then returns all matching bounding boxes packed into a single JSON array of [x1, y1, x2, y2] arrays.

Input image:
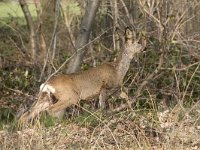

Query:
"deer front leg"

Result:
[[99, 89, 109, 110], [99, 88, 120, 110]]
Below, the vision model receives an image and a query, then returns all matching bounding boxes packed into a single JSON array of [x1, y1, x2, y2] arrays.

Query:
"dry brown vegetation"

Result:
[[1, 0, 200, 149]]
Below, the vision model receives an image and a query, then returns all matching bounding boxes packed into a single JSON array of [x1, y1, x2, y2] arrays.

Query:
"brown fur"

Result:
[[19, 28, 143, 123]]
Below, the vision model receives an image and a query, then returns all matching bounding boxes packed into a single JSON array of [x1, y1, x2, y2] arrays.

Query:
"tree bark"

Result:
[[33, 0, 47, 64], [19, 0, 37, 62], [66, 0, 101, 73]]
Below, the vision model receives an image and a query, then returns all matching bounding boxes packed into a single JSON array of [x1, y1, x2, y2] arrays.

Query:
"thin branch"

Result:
[[39, 0, 60, 81], [19, 0, 37, 61], [111, 52, 165, 113], [161, 61, 200, 71], [43, 27, 113, 83]]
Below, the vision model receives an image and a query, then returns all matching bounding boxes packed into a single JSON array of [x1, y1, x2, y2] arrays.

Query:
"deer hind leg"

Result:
[[53, 109, 66, 119], [48, 92, 79, 116]]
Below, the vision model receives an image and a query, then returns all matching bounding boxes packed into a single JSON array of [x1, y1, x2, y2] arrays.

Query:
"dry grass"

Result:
[[1, 105, 200, 149]]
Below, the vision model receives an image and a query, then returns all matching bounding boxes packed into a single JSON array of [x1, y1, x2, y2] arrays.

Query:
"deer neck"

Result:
[[115, 45, 134, 83]]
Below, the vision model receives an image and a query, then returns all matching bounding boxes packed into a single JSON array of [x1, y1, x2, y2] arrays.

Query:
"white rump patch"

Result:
[[40, 83, 56, 94]]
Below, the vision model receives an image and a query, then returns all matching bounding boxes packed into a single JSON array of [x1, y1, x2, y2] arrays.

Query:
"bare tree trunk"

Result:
[[19, 0, 37, 62], [110, 0, 120, 51], [33, 0, 47, 63], [66, 0, 101, 73]]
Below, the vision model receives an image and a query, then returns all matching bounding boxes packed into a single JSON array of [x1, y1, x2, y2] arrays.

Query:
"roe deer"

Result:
[[19, 28, 143, 123]]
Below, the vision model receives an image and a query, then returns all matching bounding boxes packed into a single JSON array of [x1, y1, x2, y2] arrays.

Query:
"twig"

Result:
[[36, 27, 114, 91], [39, 0, 60, 81], [161, 61, 200, 71], [60, 5, 76, 51], [119, 0, 134, 26], [8, 36, 26, 58], [1, 83, 34, 99], [111, 52, 164, 113], [181, 63, 200, 102], [0, 20, 29, 58]]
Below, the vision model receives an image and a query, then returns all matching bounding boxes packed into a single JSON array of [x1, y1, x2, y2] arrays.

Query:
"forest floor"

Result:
[[0, 87, 200, 149]]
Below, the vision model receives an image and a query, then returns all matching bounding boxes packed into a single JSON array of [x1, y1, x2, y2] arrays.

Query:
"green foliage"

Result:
[[1, 67, 35, 91], [39, 113, 57, 127], [0, 108, 15, 129], [73, 111, 102, 127], [81, 63, 89, 70], [0, 2, 36, 21], [62, 0, 81, 21], [66, 0, 81, 17], [0, 63, 38, 130]]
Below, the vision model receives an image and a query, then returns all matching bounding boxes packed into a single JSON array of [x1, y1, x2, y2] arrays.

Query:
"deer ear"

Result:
[[125, 27, 134, 40], [115, 27, 125, 44], [125, 26, 132, 33], [115, 27, 124, 36], [125, 27, 136, 41]]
